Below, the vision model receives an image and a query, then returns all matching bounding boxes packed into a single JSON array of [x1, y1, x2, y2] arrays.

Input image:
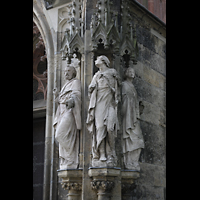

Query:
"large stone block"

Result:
[[137, 43, 166, 76], [149, 52, 166, 76], [153, 166, 166, 187], [136, 26, 156, 53], [133, 77, 166, 109], [137, 162, 166, 187], [134, 184, 165, 200], [139, 100, 160, 125], [139, 121, 166, 166], [136, 25, 166, 58], [134, 61, 166, 91]]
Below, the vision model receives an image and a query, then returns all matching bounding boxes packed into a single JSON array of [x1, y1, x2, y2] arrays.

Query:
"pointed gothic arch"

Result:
[[33, 1, 55, 200]]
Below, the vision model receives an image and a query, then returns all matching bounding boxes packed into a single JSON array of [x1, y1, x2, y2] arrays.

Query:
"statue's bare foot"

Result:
[[100, 155, 107, 161]]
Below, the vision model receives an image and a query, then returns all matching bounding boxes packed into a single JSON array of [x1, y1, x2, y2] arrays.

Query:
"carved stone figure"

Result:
[[53, 64, 81, 169], [122, 67, 144, 171], [86, 55, 120, 167]]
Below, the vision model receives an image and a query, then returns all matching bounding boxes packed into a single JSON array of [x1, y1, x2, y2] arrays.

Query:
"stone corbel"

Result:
[[88, 167, 121, 200], [121, 170, 140, 200], [91, 180, 114, 200], [58, 169, 83, 200]]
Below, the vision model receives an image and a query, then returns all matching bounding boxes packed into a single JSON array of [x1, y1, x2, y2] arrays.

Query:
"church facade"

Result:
[[33, 0, 166, 199]]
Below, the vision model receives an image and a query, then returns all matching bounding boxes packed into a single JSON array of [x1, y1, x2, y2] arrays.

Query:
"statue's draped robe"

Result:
[[86, 68, 120, 158], [53, 78, 81, 168], [122, 81, 144, 167]]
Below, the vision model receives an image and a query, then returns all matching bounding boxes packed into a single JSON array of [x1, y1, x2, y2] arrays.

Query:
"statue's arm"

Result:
[[88, 74, 97, 97], [66, 97, 75, 108]]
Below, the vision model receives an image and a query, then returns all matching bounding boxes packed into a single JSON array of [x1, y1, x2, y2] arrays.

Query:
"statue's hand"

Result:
[[88, 84, 95, 93], [66, 98, 75, 109]]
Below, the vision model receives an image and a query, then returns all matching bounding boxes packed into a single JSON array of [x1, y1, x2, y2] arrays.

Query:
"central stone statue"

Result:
[[86, 55, 121, 167]]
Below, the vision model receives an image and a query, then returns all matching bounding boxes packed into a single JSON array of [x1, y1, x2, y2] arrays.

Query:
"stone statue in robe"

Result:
[[86, 55, 121, 167], [53, 64, 81, 169], [122, 66, 144, 171]]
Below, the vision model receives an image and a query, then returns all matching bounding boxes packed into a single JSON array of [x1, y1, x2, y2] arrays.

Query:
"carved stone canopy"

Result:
[[60, 0, 84, 61], [90, 0, 138, 64], [59, 0, 139, 65]]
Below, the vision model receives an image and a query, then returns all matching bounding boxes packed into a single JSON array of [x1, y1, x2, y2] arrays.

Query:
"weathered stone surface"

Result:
[[133, 77, 166, 109], [137, 162, 166, 187], [139, 121, 166, 166], [137, 43, 166, 76], [139, 100, 160, 125], [136, 26, 156, 53], [134, 162, 166, 200], [142, 64, 165, 91], [133, 184, 165, 200], [136, 25, 166, 59]]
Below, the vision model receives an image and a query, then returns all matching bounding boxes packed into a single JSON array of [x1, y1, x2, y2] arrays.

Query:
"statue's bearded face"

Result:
[[64, 67, 75, 80]]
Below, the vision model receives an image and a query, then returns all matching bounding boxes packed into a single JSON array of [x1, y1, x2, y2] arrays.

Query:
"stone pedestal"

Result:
[[121, 170, 140, 200], [88, 167, 121, 200], [58, 169, 83, 200]]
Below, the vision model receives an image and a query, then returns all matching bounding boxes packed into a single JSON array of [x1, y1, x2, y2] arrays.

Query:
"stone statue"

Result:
[[86, 55, 121, 167], [53, 64, 81, 169], [122, 66, 144, 171]]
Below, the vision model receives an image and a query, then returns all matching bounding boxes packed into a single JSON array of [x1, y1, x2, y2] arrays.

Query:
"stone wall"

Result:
[[130, 10, 166, 199]]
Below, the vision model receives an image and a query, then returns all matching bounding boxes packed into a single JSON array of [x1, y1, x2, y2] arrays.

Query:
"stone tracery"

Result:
[[33, 22, 47, 100]]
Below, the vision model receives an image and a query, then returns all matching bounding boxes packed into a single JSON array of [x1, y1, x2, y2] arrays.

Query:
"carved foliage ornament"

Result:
[[61, 182, 82, 190], [91, 180, 114, 192]]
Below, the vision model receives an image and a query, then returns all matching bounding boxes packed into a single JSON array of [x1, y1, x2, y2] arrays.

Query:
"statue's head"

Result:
[[64, 64, 77, 80], [124, 67, 135, 79], [95, 55, 111, 68]]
